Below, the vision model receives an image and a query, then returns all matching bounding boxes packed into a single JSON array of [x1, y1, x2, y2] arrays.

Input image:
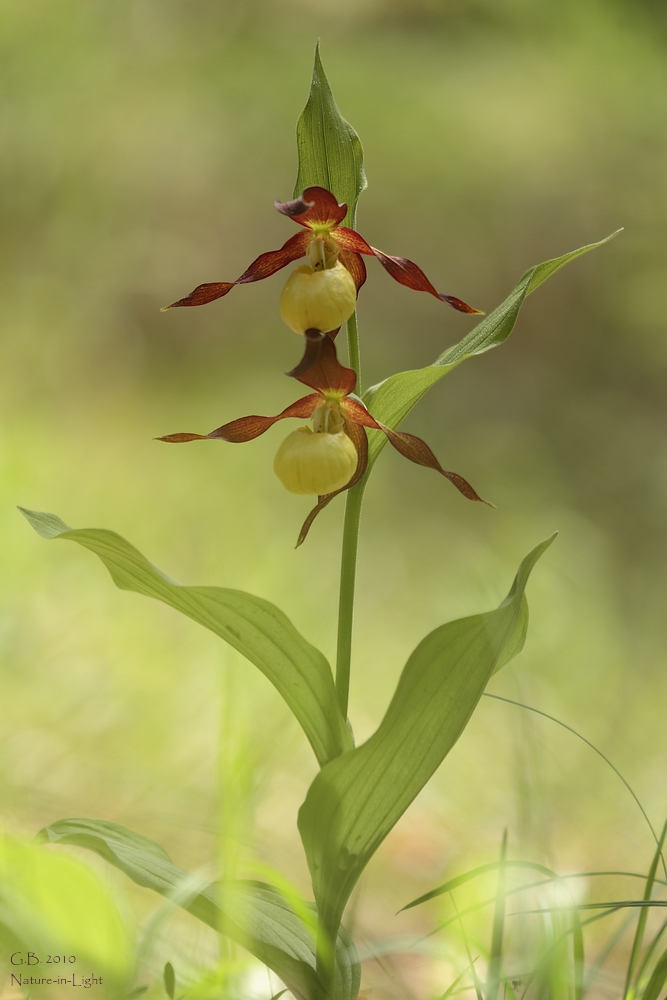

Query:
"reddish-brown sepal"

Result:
[[157, 395, 320, 445], [163, 230, 311, 310]]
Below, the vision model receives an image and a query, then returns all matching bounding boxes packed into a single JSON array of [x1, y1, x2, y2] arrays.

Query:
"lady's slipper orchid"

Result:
[[158, 338, 491, 544], [279, 260, 358, 336], [163, 186, 482, 328], [273, 425, 359, 496]]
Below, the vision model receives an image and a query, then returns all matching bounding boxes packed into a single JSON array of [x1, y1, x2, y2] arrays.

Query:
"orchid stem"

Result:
[[346, 310, 361, 393], [335, 310, 363, 720], [335, 482, 364, 719]]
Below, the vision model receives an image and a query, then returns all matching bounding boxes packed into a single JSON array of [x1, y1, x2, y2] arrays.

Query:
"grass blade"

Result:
[[486, 830, 508, 1000], [624, 814, 667, 998], [639, 943, 667, 1000], [483, 694, 665, 877]]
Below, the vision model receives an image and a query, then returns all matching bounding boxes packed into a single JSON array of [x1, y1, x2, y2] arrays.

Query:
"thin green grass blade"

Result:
[[451, 895, 483, 1000], [583, 911, 638, 997], [637, 943, 667, 1000], [634, 915, 667, 990], [624, 815, 667, 998], [486, 831, 508, 1000], [401, 859, 560, 912], [435, 963, 475, 1000], [572, 911, 585, 1000], [294, 43, 366, 228], [362, 233, 621, 468], [483, 694, 665, 873], [411, 871, 651, 951], [298, 537, 554, 963], [19, 508, 351, 767], [523, 902, 667, 914], [37, 818, 361, 1000]]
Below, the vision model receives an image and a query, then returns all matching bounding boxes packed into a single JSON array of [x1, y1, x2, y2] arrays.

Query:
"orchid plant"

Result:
[[20, 45, 617, 1000]]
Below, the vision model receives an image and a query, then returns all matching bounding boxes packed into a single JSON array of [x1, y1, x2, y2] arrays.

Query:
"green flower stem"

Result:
[[346, 310, 361, 395], [335, 310, 364, 720], [335, 480, 365, 719]]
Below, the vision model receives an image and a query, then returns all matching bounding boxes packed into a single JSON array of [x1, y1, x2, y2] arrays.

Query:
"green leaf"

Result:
[[641, 945, 667, 1000], [19, 508, 352, 768], [298, 536, 555, 947], [493, 596, 528, 674], [363, 232, 621, 467], [0, 832, 131, 990], [294, 42, 366, 228], [37, 819, 360, 1000]]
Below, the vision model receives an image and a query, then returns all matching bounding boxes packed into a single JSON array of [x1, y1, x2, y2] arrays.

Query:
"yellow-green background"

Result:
[[2, 0, 666, 995]]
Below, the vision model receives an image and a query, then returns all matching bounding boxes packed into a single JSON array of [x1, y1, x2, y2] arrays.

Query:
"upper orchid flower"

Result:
[[158, 337, 491, 544], [163, 186, 482, 336]]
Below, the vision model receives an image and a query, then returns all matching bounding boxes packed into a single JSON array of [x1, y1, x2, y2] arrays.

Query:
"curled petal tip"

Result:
[[275, 195, 316, 217], [439, 294, 484, 315], [156, 432, 207, 443]]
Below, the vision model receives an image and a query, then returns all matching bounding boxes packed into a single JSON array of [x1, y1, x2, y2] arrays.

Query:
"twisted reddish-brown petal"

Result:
[[163, 230, 312, 309], [275, 186, 348, 229], [342, 398, 493, 505], [296, 420, 368, 547], [157, 394, 321, 444], [334, 226, 482, 314], [291, 333, 357, 395], [338, 249, 367, 293], [333, 226, 373, 255]]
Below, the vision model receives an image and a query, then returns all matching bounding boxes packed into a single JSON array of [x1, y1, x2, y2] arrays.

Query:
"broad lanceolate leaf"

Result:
[[20, 509, 351, 767], [37, 819, 360, 1000], [298, 537, 555, 949], [294, 43, 366, 229], [362, 232, 621, 467]]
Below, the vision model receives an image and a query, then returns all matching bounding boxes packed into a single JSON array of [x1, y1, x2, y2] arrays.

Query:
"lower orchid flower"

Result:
[[158, 338, 492, 544], [163, 186, 482, 338]]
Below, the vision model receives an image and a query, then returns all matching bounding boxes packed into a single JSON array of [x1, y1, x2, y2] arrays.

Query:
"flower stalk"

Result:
[[335, 477, 365, 720], [334, 309, 363, 719]]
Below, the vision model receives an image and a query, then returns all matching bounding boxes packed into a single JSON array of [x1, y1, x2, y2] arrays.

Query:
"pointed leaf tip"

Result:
[[294, 44, 366, 229], [19, 506, 71, 538], [25, 515, 352, 766], [298, 537, 553, 942], [503, 532, 557, 605], [363, 235, 618, 471]]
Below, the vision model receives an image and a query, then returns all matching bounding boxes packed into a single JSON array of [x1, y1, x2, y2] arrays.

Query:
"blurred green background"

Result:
[[2, 0, 667, 994]]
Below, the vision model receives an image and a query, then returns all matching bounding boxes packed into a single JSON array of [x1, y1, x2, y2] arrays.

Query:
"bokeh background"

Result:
[[2, 0, 667, 995]]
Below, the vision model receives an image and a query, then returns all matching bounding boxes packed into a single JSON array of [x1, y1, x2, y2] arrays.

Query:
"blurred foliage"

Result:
[[1, 0, 667, 995]]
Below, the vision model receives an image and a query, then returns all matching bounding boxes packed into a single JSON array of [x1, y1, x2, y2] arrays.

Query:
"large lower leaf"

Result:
[[363, 233, 620, 466], [298, 537, 554, 948], [294, 43, 366, 228], [37, 819, 360, 1000], [20, 508, 351, 767]]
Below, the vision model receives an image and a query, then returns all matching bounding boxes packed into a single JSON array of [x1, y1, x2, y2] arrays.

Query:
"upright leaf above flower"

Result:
[[158, 337, 491, 543], [293, 42, 367, 230]]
